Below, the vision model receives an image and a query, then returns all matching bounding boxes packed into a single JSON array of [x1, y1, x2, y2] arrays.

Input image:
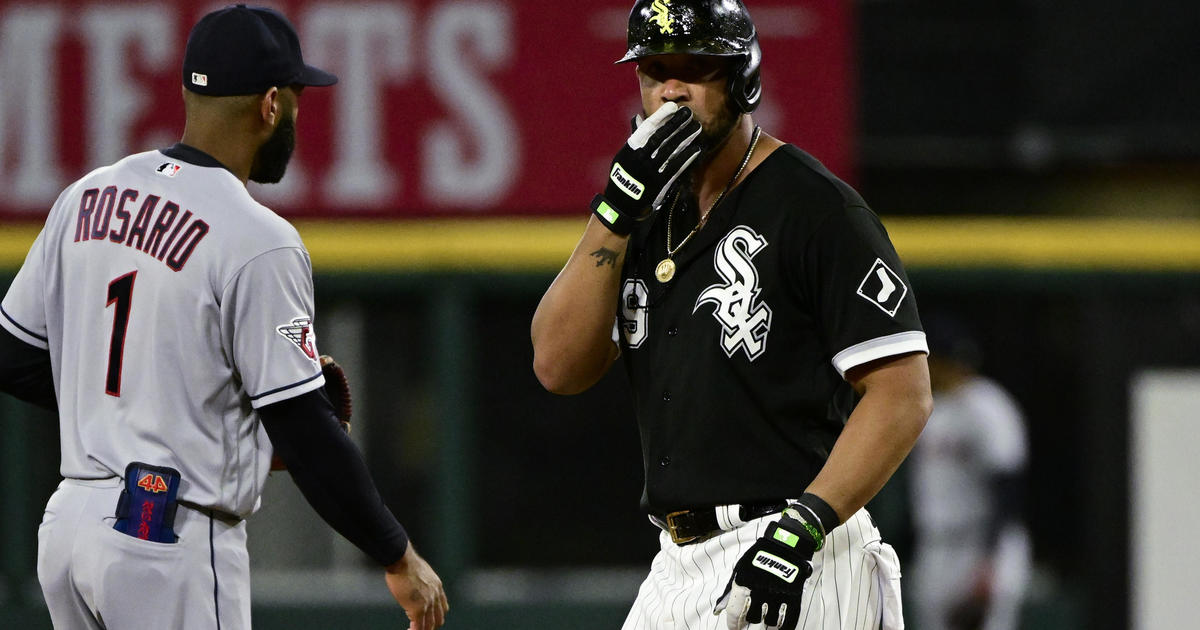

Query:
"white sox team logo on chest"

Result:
[[693, 225, 773, 361]]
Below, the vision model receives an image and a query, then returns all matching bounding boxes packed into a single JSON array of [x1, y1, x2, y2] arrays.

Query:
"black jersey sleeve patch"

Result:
[[855, 258, 908, 317]]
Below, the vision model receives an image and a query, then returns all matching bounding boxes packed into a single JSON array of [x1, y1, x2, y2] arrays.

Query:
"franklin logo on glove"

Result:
[[610, 163, 646, 199], [752, 551, 800, 582]]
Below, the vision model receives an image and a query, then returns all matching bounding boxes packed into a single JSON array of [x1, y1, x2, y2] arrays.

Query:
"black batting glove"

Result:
[[591, 102, 702, 235], [714, 514, 816, 630]]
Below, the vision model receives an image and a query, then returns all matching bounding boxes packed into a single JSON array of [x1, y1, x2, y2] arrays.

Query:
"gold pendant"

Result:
[[655, 258, 676, 283]]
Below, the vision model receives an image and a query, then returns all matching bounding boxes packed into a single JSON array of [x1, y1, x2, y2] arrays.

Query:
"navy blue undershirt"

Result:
[[0, 326, 55, 411], [259, 389, 410, 566]]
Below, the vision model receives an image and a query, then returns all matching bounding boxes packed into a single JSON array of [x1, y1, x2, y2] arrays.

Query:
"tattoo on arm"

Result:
[[590, 247, 619, 268]]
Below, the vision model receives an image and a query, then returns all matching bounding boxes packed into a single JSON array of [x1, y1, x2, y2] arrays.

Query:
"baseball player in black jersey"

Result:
[[532, 2, 932, 629]]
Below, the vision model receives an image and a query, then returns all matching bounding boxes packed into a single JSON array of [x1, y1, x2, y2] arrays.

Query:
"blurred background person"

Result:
[[909, 311, 1032, 630]]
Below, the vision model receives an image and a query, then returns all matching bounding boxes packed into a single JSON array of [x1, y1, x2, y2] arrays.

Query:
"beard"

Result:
[[695, 103, 740, 161], [249, 115, 296, 184]]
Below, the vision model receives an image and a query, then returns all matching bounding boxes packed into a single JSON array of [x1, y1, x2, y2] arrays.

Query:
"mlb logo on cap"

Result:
[[191, 72, 208, 87]]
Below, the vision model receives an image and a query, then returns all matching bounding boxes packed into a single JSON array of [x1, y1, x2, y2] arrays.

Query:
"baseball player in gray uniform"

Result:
[[532, 2, 932, 629], [0, 5, 447, 629], [909, 314, 1031, 630]]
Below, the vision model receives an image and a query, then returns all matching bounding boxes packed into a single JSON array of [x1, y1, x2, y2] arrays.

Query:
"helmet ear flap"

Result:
[[729, 39, 762, 113]]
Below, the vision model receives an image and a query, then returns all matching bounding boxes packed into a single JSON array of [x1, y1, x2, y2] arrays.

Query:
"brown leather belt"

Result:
[[650, 501, 789, 545]]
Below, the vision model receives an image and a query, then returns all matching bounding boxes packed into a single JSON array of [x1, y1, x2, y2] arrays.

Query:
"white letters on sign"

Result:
[[0, 5, 66, 207], [422, 2, 518, 208], [305, 2, 413, 207], [0, 1, 520, 212], [80, 6, 173, 170]]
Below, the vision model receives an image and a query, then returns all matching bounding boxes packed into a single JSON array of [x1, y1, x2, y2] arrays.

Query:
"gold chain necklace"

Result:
[[655, 126, 762, 283]]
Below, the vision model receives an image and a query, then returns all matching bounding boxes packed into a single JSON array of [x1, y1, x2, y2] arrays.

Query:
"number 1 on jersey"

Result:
[[105, 271, 137, 397]]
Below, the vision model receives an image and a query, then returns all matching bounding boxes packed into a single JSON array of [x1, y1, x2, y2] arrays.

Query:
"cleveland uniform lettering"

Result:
[[0, 5, 446, 629], [532, 2, 932, 630], [71, 184, 210, 272]]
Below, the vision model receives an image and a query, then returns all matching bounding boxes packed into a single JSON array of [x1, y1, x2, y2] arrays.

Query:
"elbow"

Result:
[[916, 389, 934, 426], [530, 325, 613, 395], [907, 386, 934, 438], [532, 351, 589, 395]]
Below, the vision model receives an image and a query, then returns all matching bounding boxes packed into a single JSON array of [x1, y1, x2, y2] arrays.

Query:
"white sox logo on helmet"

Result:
[[693, 225, 772, 361]]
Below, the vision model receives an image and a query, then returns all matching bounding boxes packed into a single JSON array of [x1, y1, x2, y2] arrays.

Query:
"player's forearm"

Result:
[[806, 353, 932, 522], [0, 326, 57, 412], [260, 390, 409, 566], [531, 216, 628, 394]]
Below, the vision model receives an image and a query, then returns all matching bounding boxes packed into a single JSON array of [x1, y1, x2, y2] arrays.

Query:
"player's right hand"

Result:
[[591, 102, 703, 235], [385, 543, 449, 630]]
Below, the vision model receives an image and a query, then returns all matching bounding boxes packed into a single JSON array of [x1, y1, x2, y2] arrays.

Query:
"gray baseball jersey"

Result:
[[910, 376, 1028, 536], [1, 145, 324, 518]]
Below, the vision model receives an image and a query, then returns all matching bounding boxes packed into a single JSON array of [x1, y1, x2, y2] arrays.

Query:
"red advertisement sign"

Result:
[[0, 1, 852, 218]]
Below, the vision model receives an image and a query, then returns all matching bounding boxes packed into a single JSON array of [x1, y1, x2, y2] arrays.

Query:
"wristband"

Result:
[[783, 492, 841, 551], [591, 194, 635, 236]]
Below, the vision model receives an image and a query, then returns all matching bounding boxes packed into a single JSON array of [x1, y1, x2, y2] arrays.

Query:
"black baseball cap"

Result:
[[182, 4, 337, 96]]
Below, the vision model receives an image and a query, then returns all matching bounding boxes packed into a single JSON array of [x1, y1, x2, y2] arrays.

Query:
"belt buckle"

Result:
[[665, 510, 700, 545]]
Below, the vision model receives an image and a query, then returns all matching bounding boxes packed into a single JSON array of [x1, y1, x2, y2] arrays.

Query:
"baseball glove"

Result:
[[320, 355, 353, 432], [270, 355, 352, 471]]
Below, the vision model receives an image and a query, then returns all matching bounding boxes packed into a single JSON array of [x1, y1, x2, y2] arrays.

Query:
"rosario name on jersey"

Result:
[[0, 145, 325, 517], [617, 145, 928, 513]]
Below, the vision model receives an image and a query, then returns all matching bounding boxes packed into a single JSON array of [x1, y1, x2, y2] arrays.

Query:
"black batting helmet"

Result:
[[617, 0, 762, 114]]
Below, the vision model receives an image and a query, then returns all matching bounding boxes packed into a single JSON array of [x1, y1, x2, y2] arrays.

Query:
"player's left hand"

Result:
[[714, 515, 816, 630]]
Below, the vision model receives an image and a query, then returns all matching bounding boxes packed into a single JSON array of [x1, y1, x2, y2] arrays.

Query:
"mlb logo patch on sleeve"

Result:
[[856, 258, 907, 317]]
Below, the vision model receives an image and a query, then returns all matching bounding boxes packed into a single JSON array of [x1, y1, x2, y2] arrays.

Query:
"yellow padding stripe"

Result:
[[296, 218, 591, 272], [3, 217, 1200, 272], [0, 227, 37, 268], [885, 218, 1200, 271]]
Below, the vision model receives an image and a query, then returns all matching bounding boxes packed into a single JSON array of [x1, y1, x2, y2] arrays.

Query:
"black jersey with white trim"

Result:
[[617, 144, 927, 513]]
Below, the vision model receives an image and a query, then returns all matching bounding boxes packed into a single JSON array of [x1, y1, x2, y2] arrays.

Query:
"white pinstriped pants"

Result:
[[622, 508, 904, 630]]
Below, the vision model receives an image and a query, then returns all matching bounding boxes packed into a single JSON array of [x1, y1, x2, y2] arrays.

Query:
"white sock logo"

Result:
[[856, 258, 908, 317], [875, 267, 896, 302]]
